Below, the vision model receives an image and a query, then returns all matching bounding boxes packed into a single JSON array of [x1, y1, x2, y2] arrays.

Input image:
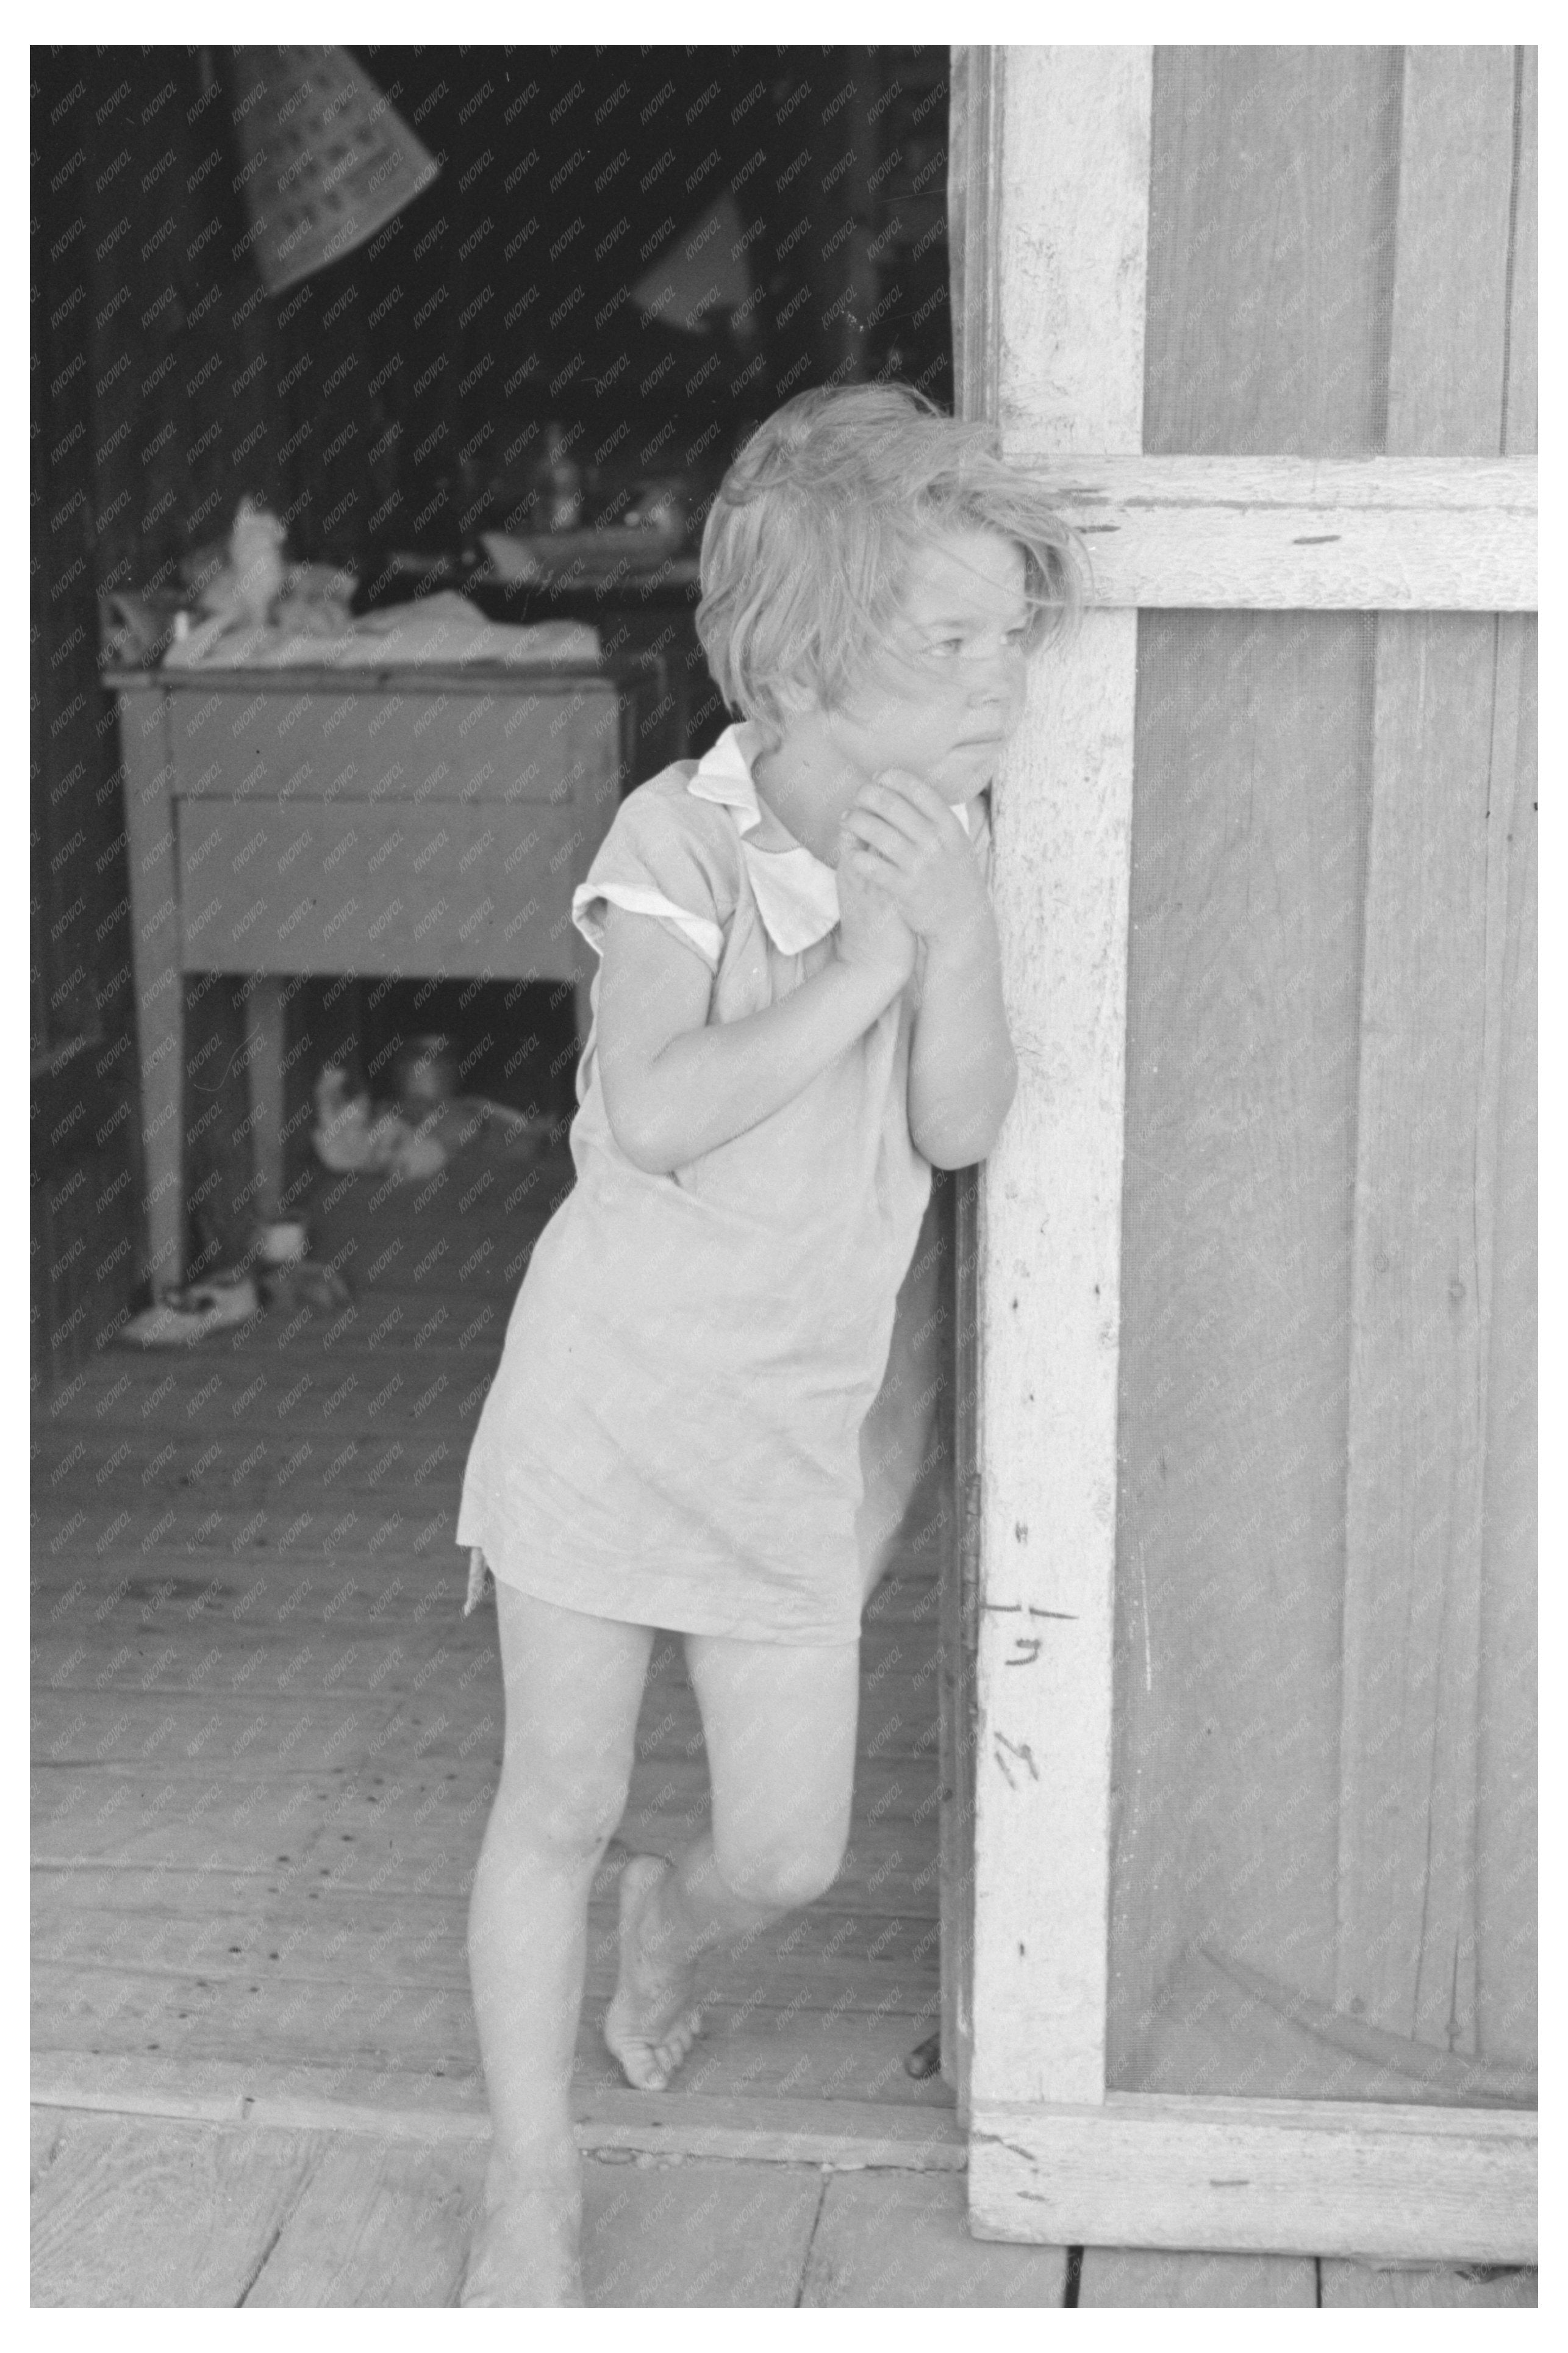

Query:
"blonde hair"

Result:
[[696, 383, 1085, 741]]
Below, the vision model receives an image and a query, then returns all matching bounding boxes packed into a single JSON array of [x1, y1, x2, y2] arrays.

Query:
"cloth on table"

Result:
[[161, 589, 600, 669]]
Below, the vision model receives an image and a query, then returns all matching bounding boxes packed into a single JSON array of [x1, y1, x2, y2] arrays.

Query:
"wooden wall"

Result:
[[1108, 48, 1536, 2092]]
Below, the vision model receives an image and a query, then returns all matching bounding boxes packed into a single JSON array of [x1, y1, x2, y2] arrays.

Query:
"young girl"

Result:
[[454, 383, 1080, 2304]]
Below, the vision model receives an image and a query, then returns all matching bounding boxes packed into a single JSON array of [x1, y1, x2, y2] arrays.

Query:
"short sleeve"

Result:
[[571, 781, 734, 972]]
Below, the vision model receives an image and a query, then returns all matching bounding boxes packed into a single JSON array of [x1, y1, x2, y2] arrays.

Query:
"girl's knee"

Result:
[[496, 1741, 629, 1863], [715, 1822, 849, 1914]]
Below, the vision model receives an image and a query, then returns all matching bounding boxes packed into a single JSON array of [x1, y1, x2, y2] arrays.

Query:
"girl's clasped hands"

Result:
[[836, 768, 989, 987]]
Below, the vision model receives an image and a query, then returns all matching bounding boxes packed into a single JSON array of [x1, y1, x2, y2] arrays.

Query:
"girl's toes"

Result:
[[612, 2035, 666, 2091], [615, 2009, 701, 2091], [662, 2010, 701, 2069]]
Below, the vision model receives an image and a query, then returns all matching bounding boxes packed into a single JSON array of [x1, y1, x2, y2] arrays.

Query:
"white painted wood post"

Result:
[[970, 46, 1151, 2111], [994, 454, 1537, 611]]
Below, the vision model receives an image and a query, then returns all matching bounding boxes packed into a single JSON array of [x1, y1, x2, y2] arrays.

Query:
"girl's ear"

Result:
[[775, 673, 818, 719], [764, 677, 823, 739]]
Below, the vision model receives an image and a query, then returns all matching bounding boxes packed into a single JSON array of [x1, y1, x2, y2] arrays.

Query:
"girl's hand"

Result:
[[840, 769, 989, 951], [836, 836, 918, 991]]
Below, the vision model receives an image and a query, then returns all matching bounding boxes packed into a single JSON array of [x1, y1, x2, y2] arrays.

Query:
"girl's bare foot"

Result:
[[459, 2157, 585, 2307], [604, 1853, 703, 2091]]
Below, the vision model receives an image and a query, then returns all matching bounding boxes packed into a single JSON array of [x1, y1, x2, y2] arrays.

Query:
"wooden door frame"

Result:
[[950, 44, 1536, 2261]]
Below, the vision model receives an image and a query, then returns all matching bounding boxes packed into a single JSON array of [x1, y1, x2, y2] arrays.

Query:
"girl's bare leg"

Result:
[[604, 1633, 859, 2091], [463, 1585, 653, 2306]]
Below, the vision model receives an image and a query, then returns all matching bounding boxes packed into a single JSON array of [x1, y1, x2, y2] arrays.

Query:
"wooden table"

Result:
[[109, 658, 657, 1287]]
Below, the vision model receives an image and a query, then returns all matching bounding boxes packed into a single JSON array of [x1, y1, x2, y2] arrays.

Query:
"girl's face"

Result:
[[824, 529, 1032, 802]]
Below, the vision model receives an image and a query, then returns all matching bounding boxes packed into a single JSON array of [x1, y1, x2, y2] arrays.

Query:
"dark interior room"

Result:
[[34, 45, 955, 1329]]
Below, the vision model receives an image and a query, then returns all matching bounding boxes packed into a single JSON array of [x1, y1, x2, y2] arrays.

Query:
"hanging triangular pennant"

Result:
[[227, 48, 440, 294], [631, 193, 753, 336]]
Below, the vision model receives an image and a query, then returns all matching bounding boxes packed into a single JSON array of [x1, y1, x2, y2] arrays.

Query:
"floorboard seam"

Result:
[[792, 2170, 831, 2307], [235, 2169, 315, 2312]]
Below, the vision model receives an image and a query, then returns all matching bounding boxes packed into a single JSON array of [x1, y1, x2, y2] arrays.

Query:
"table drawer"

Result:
[[166, 681, 623, 808], [176, 797, 588, 979]]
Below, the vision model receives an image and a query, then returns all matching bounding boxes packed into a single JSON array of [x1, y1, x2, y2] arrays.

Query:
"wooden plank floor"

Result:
[[32, 1146, 955, 2130], [32, 1143, 1538, 2305], [30, 2101, 1538, 2308], [1075, 2249, 1537, 2310], [32, 2107, 1079, 2307]]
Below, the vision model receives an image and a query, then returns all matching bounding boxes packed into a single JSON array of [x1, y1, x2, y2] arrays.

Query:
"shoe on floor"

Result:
[[121, 1273, 260, 1347]]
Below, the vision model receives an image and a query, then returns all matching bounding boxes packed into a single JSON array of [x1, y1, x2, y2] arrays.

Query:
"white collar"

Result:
[[686, 722, 974, 957]]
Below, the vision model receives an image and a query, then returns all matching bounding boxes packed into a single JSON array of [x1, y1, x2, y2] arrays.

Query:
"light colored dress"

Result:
[[454, 720, 989, 1646]]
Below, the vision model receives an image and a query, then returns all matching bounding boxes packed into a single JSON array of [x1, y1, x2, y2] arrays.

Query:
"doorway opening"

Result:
[[32, 42, 970, 2141]]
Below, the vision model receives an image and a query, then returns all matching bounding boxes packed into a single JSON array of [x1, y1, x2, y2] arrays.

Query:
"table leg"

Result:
[[117, 688, 185, 1290], [242, 975, 286, 1227], [139, 978, 186, 1290]]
